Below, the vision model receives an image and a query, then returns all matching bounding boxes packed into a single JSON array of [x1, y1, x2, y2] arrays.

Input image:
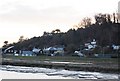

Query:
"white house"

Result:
[[43, 47, 64, 56], [91, 39, 96, 45], [88, 45, 94, 49], [84, 39, 97, 50], [112, 45, 120, 50], [54, 47, 64, 56], [43, 47, 56, 56], [32, 48, 41, 54], [74, 51, 84, 57]]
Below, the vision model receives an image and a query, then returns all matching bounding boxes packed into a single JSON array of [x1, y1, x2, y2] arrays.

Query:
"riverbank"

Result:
[[1, 65, 119, 80], [1, 57, 119, 74]]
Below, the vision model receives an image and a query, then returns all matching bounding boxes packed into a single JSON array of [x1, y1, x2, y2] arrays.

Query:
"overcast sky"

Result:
[[0, 0, 119, 47]]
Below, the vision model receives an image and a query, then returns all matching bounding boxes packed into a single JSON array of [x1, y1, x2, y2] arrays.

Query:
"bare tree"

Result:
[[82, 17, 92, 27], [95, 13, 112, 25], [74, 17, 92, 28], [95, 13, 106, 25], [113, 13, 116, 23]]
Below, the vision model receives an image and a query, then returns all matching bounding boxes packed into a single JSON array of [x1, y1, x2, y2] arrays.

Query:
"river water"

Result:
[[0, 65, 119, 80]]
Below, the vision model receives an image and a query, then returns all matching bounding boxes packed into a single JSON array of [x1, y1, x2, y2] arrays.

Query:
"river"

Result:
[[0, 65, 119, 80]]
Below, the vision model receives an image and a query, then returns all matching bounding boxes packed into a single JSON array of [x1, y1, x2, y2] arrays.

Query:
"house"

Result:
[[2, 46, 20, 56], [32, 48, 41, 54], [94, 54, 116, 58], [2, 46, 35, 56], [13, 50, 21, 56], [74, 51, 84, 57], [54, 47, 64, 56], [21, 51, 35, 56], [91, 39, 96, 45], [2, 46, 22, 56], [84, 39, 97, 50], [43, 47, 57, 56], [3, 46, 14, 54], [112, 45, 120, 50], [43, 46, 64, 56]]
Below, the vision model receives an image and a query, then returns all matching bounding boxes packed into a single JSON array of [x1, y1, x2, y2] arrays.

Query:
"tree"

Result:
[[106, 14, 112, 23], [95, 13, 112, 25], [66, 44, 76, 54], [113, 13, 119, 23], [51, 29, 61, 34], [43, 31, 48, 36], [117, 13, 120, 23], [4, 41, 8, 46], [74, 17, 92, 28], [55, 29, 61, 33], [95, 13, 105, 25], [82, 17, 92, 27], [113, 13, 116, 23], [19, 36, 24, 42], [51, 30, 55, 34]]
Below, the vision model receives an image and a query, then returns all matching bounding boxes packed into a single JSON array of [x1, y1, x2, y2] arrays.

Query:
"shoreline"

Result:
[[1, 58, 119, 74]]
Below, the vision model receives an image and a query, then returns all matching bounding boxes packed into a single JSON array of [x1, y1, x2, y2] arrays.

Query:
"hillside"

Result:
[[3, 13, 120, 54], [7, 23, 119, 53]]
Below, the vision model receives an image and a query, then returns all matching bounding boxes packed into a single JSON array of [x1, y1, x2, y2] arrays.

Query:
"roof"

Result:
[[32, 48, 41, 52], [47, 47, 57, 51], [22, 51, 33, 54], [44, 47, 64, 51]]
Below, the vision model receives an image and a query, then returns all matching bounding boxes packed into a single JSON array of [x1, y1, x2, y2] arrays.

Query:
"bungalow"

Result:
[[43, 47, 64, 56], [21, 51, 35, 56], [2, 46, 42, 56], [32, 48, 41, 54], [3, 46, 14, 54], [2, 46, 20, 56], [43, 47, 57, 56], [74, 51, 84, 57], [54, 47, 64, 56]]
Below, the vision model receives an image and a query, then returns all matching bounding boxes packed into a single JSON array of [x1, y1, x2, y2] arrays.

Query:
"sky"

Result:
[[0, 0, 119, 47]]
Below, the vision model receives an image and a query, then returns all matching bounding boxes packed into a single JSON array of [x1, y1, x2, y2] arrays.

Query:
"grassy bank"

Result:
[[1, 54, 119, 73], [2, 54, 118, 63]]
